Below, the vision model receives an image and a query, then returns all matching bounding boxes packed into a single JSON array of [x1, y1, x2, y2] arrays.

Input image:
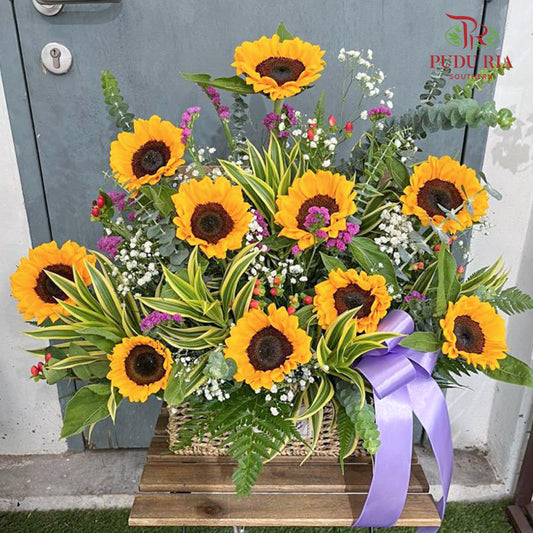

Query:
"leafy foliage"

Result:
[[100, 71, 134, 131], [418, 61, 452, 107], [180, 72, 254, 95], [482, 354, 533, 388], [487, 287, 533, 316], [334, 400, 359, 472], [336, 381, 380, 455], [172, 388, 301, 496]]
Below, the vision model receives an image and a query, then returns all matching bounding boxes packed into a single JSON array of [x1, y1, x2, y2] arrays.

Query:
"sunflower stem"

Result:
[[273, 99, 284, 116], [222, 120, 236, 155]]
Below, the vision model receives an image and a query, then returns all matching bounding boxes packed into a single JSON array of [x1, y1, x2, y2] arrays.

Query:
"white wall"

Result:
[[0, 69, 67, 454], [447, 0, 533, 488]]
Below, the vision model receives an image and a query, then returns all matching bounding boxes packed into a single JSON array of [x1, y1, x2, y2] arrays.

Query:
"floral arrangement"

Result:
[[10, 22, 533, 527]]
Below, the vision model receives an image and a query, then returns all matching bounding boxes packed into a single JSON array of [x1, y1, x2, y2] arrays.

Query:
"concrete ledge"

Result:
[[0, 446, 509, 512]]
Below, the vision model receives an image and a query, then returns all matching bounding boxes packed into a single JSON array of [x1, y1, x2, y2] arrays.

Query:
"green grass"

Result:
[[0, 501, 514, 533]]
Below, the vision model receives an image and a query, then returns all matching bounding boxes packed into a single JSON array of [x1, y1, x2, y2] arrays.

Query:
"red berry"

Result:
[[270, 288, 278, 297], [434, 244, 441, 252], [30, 366, 39, 377], [91, 207, 100, 217], [345, 121, 354, 133], [253, 287, 260, 296], [97, 196, 105, 208], [448, 237, 453, 245], [249, 300, 260, 309], [254, 279, 261, 287], [303, 295, 313, 306], [457, 266, 465, 274], [45, 353, 52, 362], [328, 115, 337, 128], [37, 361, 44, 372], [287, 306, 296, 315], [307, 129, 315, 141], [273, 278, 281, 286]]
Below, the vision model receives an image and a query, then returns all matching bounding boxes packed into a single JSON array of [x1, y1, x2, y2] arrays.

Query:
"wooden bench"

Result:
[[129, 409, 441, 529]]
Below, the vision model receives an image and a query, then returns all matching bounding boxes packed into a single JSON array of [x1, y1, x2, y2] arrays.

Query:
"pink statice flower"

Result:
[[140, 311, 183, 332], [203, 86, 231, 122], [404, 290, 427, 303], [180, 106, 201, 144], [368, 105, 392, 121], [97, 236, 123, 259], [107, 190, 127, 211], [326, 222, 360, 251]]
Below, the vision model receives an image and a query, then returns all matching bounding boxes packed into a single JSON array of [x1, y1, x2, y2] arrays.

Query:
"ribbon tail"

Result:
[[407, 371, 453, 533], [352, 386, 413, 528]]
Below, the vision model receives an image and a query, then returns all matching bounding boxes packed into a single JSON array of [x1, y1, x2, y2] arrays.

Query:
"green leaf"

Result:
[[291, 374, 334, 421], [386, 157, 410, 189], [101, 70, 134, 131], [314, 89, 326, 128], [400, 331, 442, 352], [180, 72, 254, 94], [335, 401, 358, 472], [276, 21, 293, 42], [164, 355, 208, 406], [490, 287, 533, 315], [232, 277, 257, 322], [61, 384, 112, 438], [481, 354, 533, 388], [320, 253, 347, 272], [436, 246, 460, 315], [204, 350, 236, 380], [349, 237, 399, 293]]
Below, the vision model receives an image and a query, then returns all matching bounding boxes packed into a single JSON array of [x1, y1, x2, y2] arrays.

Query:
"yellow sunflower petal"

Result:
[[107, 335, 172, 403], [440, 295, 507, 370], [10, 241, 95, 325], [172, 176, 252, 259], [109, 115, 185, 194], [400, 155, 489, 234], [224, 305, 312, 390], [232, 34, 325, 101], [313, 268, 391, 333]]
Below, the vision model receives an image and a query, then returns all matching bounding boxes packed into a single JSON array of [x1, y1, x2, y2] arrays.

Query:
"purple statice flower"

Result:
[[127, 210, 136, 222], [107, 190, 127, 211], [140, 311, 183, 332], [404, 290, 427, 303], [180, 106, 201, 144], [218, 105, 230, 120], [282, 104, 298, 126], [291, 245, 302, 255], [368, 105, 392, 121], [97, 236, 123, 259], [203, 86, 230, 122], [326, 222, 360, 251], [304, 206, 331, 232], [263, 112, 280, 132], [253, 210, 270, 238], [316, 230, 329, 239]]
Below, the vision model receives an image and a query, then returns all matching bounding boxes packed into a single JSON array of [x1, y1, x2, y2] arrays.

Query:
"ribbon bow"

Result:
[[352, 310, 453, 532]]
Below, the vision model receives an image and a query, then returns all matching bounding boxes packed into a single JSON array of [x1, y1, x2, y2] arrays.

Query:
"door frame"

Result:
[[1, 0, 509, 452]]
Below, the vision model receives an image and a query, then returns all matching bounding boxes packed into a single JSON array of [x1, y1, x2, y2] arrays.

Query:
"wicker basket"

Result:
[[167, 403, 369, 459]]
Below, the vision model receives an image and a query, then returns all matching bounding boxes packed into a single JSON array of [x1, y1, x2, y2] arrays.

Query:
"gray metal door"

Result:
[[3, 0, 507, 448]]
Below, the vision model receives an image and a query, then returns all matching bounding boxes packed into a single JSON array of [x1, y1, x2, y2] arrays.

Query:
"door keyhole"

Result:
[[50, 48, 61, 69]]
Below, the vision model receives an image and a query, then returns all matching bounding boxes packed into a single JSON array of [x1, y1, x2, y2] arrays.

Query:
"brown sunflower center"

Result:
[[256, 57, 306, 86], [125, 345, 166, 385], [191, 202, 235, 244], [453, 315, 485, 354], [34, 263, 74, 304], [334, 284, 375, 318], [131, 140, 171, 178], [296, 195, 339, 231], [417, 179, 463, 218], [247, 326, 293, 371]]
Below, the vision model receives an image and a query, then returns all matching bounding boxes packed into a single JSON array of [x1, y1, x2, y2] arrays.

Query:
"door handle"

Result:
[[35, 0, 121, 4]]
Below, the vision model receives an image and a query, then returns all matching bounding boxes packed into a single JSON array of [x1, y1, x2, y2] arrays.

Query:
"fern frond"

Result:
[[490, 287, 533, 315]]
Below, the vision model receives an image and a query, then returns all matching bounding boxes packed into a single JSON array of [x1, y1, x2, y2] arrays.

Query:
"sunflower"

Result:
[[275, 170, 356, 251], [314, 268, 392, 333], [107, 335, 172, 403], [172, 176, 252, 259], [400, 155, 488, 234], [10, 241, 95, 325], [225, 304, 312, 390], [110, 115, 185, 194], [232, 34, 325, 101], [440, 295, 507, 370]]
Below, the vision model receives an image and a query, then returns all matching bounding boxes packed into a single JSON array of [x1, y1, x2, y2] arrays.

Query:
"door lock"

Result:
[[41, 42, 73, 75]]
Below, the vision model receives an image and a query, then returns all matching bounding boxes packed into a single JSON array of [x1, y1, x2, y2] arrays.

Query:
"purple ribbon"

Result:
[[352, 310, 453, 532]]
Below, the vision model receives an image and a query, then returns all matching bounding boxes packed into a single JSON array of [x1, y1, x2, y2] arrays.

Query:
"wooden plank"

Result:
[[507, 505, 533, 533], [154, 412, 168, 436], [129, 493, 440, 527], [139, 462, 429, 493], [526, 503, 533, 523]]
